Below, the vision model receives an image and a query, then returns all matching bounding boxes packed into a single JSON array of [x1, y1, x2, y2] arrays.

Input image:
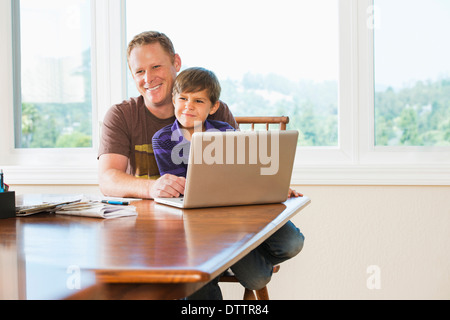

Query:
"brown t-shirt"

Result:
[[98, 96, 238, 179]]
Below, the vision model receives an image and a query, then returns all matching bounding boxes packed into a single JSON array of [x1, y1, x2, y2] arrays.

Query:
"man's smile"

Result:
[[145, 84, 162, 92]]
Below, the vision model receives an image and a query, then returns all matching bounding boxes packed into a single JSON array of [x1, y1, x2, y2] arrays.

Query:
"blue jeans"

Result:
[[186, 220, 304, 299]]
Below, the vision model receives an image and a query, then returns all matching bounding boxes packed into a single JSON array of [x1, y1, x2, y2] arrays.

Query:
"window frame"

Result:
[[295, 0, 449, 186], [357, 0, 450, 164], [1, 0, 126, 184], [11, 0, 100, 151], [1, 0, 449, 186]]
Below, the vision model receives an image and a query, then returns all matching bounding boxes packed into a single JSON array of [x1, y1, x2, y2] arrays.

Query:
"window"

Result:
[[2, 0, 448, 185], [126, 0, 339, 147], [374, 0, 450, 147], [12, 0, 93, 149]]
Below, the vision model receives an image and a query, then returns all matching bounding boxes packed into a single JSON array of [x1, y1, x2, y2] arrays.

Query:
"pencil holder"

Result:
[[0, 191, 15, 219]]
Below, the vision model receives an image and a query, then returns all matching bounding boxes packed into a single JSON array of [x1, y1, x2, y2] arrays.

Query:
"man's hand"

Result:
[[150, 174, 186, 199], [99, 154, 186, 199], [288, 188, 303, 198]]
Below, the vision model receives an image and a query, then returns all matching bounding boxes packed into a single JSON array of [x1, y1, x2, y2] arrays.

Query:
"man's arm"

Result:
[[98, 153, 185, 199]]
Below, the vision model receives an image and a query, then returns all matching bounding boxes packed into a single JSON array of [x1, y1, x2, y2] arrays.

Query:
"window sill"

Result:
[[4, 165, 99, 185], [292, 164, 450, 186], [3, 163, 449, 186]]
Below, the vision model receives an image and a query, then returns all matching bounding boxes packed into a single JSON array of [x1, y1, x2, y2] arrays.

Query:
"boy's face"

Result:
[[173, 89, 220, 132]]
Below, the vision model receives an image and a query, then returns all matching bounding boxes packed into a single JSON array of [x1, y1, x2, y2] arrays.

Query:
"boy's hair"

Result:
[[173, 67, 221, 105], [127, 31, 176, 63]]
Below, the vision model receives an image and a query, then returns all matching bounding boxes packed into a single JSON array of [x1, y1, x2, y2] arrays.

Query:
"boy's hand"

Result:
[[150, 174, 186, 199], [288, 188, 303, 198]]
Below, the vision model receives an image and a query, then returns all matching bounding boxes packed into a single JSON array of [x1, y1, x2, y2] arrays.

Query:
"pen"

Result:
[[101, 200, 129, 206], [0, 169, 4, 192]]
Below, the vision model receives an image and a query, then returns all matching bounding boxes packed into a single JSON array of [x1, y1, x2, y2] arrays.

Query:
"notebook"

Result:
[[154, 130, 298, 209]]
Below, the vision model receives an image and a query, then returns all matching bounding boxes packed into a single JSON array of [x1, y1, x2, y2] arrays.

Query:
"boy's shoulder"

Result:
[[153, 121, 176, 142]]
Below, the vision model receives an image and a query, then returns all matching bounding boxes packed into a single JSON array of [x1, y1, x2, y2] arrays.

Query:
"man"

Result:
[[98, 31, 237, 199], [98, 31, 304, 299]]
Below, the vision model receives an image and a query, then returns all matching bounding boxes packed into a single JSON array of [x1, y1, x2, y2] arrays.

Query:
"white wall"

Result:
[[11, 183, 450, 300], [223, 184, 450, 300]]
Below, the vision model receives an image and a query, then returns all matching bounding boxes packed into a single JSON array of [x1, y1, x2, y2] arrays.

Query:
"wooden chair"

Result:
[[234, 116, 289, 131], [220, 265, 280, 300], [219, 116, 289, 300]]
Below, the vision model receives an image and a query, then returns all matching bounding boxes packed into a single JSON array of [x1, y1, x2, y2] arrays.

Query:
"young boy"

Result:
[[153, 67, 304, 300], [152, 67, 235, 178]]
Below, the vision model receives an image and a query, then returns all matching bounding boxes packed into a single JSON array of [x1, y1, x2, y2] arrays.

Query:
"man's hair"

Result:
[[173, 67, 221, 105], [127, 31, 176, 63]]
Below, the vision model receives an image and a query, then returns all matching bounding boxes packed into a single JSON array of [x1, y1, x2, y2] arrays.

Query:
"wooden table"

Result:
[[0, 195, 310, 300]]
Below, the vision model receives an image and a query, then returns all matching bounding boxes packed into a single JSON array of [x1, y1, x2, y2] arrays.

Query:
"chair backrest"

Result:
[[234, 116, 289, 131]]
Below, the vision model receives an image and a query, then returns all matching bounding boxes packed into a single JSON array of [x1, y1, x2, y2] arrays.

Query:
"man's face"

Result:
[[128, 43, 181, 109]]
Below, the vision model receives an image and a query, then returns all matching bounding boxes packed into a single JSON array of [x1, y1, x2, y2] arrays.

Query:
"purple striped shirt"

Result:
[[152, 120, 235, 178]]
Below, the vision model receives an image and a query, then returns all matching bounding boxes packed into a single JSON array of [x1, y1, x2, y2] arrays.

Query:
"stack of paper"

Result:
[[16, 198, 82, 217], [15, 194, 141, 218], [55, 201, 137, 219]]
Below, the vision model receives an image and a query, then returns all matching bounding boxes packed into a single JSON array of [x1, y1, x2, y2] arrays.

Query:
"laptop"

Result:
[[154, 130, 298, 209]]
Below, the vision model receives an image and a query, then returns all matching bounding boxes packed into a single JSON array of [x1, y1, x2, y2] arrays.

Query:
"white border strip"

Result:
[[3, 164, 449, 186]]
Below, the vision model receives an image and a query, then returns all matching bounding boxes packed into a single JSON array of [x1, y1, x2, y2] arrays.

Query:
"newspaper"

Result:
[[15, 194, 139, 218], [55, 201, 137, 219], [16, 194, 83, 217]]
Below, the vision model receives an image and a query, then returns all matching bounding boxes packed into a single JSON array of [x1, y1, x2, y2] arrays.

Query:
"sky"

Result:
[[18, 0, 450, 91], [126, 0, 339, 83], [20, 0, 91, 59], [374, 0, 450, 89]]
